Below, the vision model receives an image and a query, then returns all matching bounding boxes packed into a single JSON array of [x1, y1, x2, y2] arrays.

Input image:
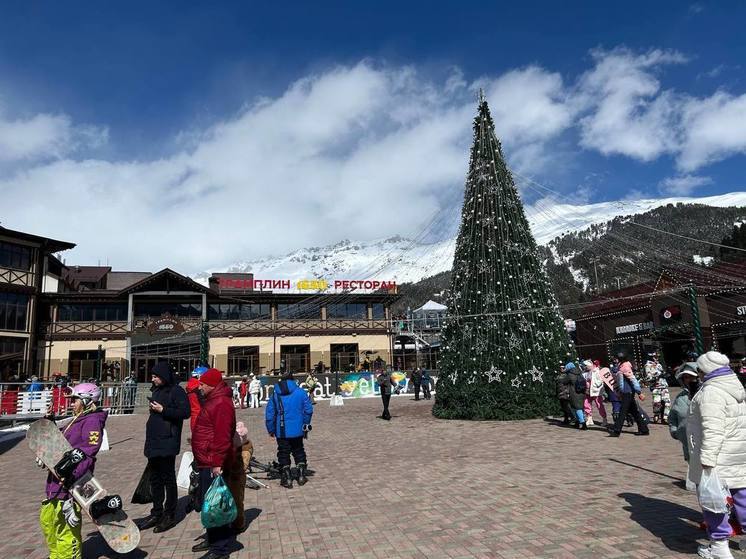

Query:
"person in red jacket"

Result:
[[186, 367, 207, 432], [190, 368, 236, 559]]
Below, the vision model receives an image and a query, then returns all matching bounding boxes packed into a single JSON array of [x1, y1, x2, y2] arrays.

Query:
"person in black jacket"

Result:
[[410, 368, 422, 401], [139, 361, 190, 533]]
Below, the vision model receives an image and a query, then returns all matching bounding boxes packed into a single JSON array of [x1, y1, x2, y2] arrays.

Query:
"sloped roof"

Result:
[[660, 260, 746, 293], [63, 266, 111, 290], [118, 268, 214, 295], [414, 300, 447, 313], [105, 271, 152, 291], [575, 282, 657, 319], [0, 226, 76, 254]]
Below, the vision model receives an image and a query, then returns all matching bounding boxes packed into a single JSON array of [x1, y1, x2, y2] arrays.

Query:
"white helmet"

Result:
[[68, 382, 102, 405]]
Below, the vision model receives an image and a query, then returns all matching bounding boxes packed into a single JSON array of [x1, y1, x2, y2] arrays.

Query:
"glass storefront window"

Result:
[[330, 343, 359, 371], [0, 335, 26, 380], [208, 304, 271, 320], [228, 346, 260, 374], [277, 304, 321, 319], [327, 303, 367, 319], [58, 304, 128, 321], [0, 292, 28, 331], [134, 302, 202, 318], [371, 304, 385, 319], [0, 241, 32, 271], [280, 344, 311, 372]]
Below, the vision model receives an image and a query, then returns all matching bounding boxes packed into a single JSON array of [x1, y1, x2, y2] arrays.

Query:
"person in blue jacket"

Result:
[[265, 371, 313, 489]]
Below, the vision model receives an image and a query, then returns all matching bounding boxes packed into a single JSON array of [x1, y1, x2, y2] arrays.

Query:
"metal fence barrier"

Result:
[[0, 382, 152, 419]]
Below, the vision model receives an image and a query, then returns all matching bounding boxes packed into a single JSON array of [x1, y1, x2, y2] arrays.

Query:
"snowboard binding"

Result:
[[54, 448, 86, 485], [89, 495, 123, 520]]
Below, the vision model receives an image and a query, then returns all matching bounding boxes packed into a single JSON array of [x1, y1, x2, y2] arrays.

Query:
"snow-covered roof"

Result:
[[414, 300, 447, 313]]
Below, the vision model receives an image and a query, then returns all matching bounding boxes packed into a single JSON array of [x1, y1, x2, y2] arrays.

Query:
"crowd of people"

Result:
[[36, 363, 315, 559], [557, 350, 746, 559]]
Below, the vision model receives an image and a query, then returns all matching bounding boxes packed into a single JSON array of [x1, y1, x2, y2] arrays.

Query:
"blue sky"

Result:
[[1, 1, 745, 271]]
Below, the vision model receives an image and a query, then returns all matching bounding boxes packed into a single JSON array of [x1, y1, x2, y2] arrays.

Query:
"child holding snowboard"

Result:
[[39, 383, 108, 559]]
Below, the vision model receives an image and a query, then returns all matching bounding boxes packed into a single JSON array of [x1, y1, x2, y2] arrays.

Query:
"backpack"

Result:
[[574, 373, 587, 394]]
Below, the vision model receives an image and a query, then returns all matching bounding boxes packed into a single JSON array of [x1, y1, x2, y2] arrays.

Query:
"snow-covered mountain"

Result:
[[194, 191, 746, 286]]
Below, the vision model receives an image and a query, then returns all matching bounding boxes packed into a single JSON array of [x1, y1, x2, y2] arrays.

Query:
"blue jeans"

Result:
[[574, 409, 586, 423]]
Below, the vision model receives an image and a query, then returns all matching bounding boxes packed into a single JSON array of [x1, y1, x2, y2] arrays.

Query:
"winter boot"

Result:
[[602, 417, 608, 428], [581, 422, 588, 430], [586, 416, 594, 426], [297, 463, 308, 486], [698, 540, 734, 559], [280, 466, 293, 489]]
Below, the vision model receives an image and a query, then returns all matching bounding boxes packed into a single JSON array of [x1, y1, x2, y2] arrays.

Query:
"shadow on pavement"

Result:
[[610, 458, 682, 481], [82, 531, 148, 558], [0, 434, 24, 455], [619, 492, 701, 554]]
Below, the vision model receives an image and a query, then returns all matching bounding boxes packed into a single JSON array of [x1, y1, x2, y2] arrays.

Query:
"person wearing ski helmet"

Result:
[[39, 382, 107, 559], [186, 366, 208, 431]]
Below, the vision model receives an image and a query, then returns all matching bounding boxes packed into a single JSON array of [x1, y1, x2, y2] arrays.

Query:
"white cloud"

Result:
[[575, 48, 685, 161], [658, 174, 713, 195], [4, 49, 746, 272], [678, 91, 746, 171], [2, 62, 577, 273], [0, 101, 107, 162]]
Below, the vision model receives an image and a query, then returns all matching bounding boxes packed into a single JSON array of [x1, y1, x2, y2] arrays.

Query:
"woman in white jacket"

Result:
[[248, 374, 262, 408], [688, 351, 746, 559]]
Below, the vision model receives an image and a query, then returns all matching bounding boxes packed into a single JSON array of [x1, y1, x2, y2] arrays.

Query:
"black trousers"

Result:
[[148, 455, 177, 517], [276, 436, 307, 467], [412, 382, 421, 400], [381, 393, 391, 419], [612, 393, 649, 435], [559, 398, 574, 422], [422, 382, 431, 399], [198, 469, 234, 553]]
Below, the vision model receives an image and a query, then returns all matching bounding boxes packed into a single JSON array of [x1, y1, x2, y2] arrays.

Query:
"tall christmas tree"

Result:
[[432, 93, 575, 420]]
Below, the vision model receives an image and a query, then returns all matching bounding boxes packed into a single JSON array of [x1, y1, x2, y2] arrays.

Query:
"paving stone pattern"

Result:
[[0, 394, 734, 558]]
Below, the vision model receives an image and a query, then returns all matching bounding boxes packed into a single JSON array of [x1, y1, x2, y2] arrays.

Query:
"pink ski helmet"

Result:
[[68, 382, 102, 405]]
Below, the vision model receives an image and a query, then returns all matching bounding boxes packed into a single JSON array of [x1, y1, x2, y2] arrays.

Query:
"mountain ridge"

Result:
[[194, 191, 746, 286]]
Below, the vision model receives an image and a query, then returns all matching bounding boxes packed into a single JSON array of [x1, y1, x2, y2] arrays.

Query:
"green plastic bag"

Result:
[[200, 475, 237, 529]]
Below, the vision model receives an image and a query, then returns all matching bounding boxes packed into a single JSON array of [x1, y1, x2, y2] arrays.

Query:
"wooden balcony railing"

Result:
[[42, 321, 129, 337], [43, 319, 392, 338], [0, 266, 35, 288]]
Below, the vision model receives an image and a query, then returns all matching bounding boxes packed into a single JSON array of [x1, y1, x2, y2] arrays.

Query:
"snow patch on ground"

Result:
[[693, 255, 715, 266]]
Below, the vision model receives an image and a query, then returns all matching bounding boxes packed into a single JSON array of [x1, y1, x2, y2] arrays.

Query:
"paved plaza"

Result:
[[0, 394, 734, 559]]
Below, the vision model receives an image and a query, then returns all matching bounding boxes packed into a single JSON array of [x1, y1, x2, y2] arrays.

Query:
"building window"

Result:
[[68, 349, 104, 381], [0, 336, 26, 380], [0, 241, 32, 271], [280, 344, 311, 373], [0, 292, 29, 331], [276, 304, 321, 319], [227, 346, 260, 375], [58, 304, 128, 322], [327, 303, 367, 319], [371, 304, 385, 319], [134, 302, 202, 318], [330, 343, 359, 372], [208, 304, 271, 320]]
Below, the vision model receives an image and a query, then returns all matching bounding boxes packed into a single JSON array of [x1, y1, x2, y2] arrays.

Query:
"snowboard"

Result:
[[27, 418, 140, 554]]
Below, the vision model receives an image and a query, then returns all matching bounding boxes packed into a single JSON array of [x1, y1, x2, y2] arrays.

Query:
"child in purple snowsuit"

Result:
[[39, 383, 108, 559]]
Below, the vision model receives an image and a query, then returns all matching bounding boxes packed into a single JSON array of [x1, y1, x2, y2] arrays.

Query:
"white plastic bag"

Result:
[[176, 451, 194, 490], [698, 468, 729, 513]]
